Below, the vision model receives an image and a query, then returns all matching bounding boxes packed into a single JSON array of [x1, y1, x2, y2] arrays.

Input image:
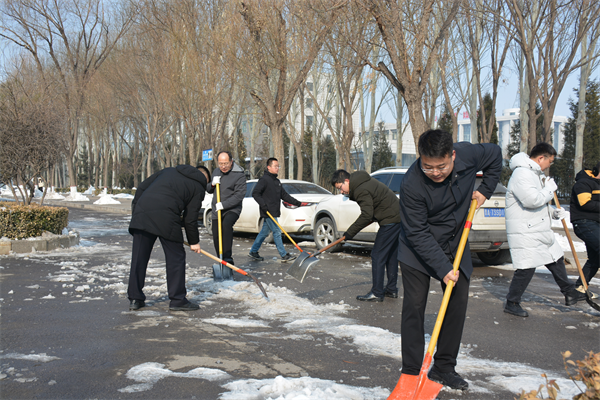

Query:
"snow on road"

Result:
[[0, 215, 594, 399]]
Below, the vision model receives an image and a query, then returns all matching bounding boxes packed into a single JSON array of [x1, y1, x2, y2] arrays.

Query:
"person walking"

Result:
[[398, 129, 502, 391], [569, 161, 600, 295], [249, 158, 306, 262], [127, 164, 210, 312], [207, 151, 246, 277], [504, 143, 587, 318], [330, 169, 401, 302]]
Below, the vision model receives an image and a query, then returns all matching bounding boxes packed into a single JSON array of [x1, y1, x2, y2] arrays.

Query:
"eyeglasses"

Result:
[[421, 165, 451, 174], [218, 162, 232, 167]]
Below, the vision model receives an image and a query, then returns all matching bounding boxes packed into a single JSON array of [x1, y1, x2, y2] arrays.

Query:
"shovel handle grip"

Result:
[[315, 236, 345, 255], [183, 242, 247, 276], [553, 193, 588, 291], [266, 211, 303, 252]]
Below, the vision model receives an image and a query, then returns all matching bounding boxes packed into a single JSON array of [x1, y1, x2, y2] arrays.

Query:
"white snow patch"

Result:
[[554, 233, 586, 252], [93, 196, 121, 205], [220, 375, 390, 400], [118, 362, 230, 393], [0, 353, 59, 362], [202, 317, 270, 329]]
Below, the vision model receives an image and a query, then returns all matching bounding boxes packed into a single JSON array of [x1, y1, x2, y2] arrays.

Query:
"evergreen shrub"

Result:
[[0, 202, 69, 239]]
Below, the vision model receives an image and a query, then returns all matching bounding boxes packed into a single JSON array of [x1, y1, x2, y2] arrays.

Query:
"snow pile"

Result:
[[554, 233, 586, 252], [118, 362, 230, 393], [83, 186, 95, 195], [63, 187, 89, 202], [113, 193, 134, 199], [0, 353, 60, 362], [44, 188, 65, 200], [221, 375, 390, 400], [93, 194, 121, 205]]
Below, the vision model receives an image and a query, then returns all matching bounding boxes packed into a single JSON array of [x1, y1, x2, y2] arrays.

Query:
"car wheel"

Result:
[[313, 217, 342, 252], [203, 210, 213, 231], [477, 249, 512, 265]]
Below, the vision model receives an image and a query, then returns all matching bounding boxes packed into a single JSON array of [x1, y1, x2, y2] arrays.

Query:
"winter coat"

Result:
[[345, 170, 401, 240], [569, 169, 600, 223], [398, 142, 502, 281], [252, 170, 301, 219], [129, 165, 207, 245], [505, 152, 563, 270], [207, 162, 246, 220]]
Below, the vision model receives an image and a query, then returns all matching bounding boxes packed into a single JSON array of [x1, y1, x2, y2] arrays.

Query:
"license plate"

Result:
[[484, 208, 505, 218]]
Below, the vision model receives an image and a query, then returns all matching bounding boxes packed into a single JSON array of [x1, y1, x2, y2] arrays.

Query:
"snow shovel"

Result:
[[553, 193, 600, 311], [287, 235, 346, 283], [266, 211, 307, 261], [212, 182, 233, 281], [388, 199, 478, 400], [184, 242, 268, 299]]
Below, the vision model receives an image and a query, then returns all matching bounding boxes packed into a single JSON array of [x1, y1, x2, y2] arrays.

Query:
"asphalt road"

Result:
[[0, 207, 598, 400]]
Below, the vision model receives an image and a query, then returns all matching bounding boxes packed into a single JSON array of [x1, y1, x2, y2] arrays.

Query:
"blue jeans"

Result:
[[250, 218, 287, 257], [573, 219, 599, 286]]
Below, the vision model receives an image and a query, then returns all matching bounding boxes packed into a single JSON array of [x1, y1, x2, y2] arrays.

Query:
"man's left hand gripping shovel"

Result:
[[185, 242, 268, 299], [387, 199, 478, 400]]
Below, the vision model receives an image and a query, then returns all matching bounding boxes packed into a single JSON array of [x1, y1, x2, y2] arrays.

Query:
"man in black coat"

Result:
[[331, 169, 402, 302], [128, 164, 210, 311], [397, 130, 501, 391], [249, 158, 306, 262], [206, 151, 246, 278]]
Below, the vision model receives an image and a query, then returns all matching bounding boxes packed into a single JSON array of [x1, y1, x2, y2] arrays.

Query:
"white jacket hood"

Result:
[[509, 152, 541, 173]]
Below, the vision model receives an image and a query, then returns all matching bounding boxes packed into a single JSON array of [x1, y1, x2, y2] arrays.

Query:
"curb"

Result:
[[0, 232, 80, 255]]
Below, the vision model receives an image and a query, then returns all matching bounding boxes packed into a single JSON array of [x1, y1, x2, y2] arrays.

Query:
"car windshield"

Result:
[[282, 182, 331, 195], [475, 178, 507, 194]]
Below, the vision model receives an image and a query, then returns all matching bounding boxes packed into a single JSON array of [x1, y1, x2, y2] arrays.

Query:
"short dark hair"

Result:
[[330, 169, 350, 187], [267, 157, 278, 167], [529, 143, 557, 159], [196, 165, 211, 183], [418, 129, 454, 158], [217, 151, 232, 161]]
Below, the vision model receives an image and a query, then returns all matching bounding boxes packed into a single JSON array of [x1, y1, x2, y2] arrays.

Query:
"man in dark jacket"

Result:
[[331, 169, 402, 302], [249, 158, 306, 262], [207, 151, 246, 278], [397, 129, 502, 391], [570, 161, 600, 293], [128, 165, 210, 312]]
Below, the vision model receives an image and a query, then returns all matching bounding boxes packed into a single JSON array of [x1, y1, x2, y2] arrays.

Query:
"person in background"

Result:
[[504, 143, 587, 318], [249, 158, 307, 262], [127, 164, 210, 312], [207, 151, 246, 276], [569, 161, 600, 296], [398, 129, 502, 391], [330, 169, 401, 302]]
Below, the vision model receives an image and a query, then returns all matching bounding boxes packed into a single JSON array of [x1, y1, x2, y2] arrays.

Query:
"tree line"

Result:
[[1, 0, 599, 203]]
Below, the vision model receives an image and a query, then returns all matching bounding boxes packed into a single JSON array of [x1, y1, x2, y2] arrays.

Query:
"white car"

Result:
[[311, 167, 511, 265], [202, 179, 333, 239]]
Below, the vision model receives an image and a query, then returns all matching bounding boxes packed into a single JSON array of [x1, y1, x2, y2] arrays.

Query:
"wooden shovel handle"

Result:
[[313, 236, 346, 256], [553, 193, 589, 291]]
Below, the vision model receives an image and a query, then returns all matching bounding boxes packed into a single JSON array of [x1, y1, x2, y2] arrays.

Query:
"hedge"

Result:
[[0, 202, 69, 239]]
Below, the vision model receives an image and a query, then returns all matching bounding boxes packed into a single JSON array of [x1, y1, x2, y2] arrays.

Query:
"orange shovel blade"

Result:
[[387, 355, 443, 400]]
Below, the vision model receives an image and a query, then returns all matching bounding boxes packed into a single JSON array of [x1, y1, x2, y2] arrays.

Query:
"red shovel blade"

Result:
[[387, 354, 442, 400]]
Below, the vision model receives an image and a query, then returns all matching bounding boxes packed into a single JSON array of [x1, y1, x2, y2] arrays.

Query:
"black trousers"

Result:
[[573, 219, 599, 286], [127, 229, 189, 307], [370, 223, 401, 297], [400, 262, 470, 374], [506, 256, 574, 303], [212, 211, 240, 265]]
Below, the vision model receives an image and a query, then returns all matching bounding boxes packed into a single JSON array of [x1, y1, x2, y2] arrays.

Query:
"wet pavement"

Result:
[[0, 207, 598, 400]]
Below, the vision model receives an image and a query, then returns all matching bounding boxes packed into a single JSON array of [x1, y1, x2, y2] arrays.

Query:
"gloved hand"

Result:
[[343, 231, 354, 240], [300, 202, 311, 206], [545, 177, 557, 193], [552, 207, 566, 220], [212, 176, 221, 186], [215, 202, 224, 211]]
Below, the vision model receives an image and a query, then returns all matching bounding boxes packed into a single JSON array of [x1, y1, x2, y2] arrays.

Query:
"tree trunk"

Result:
[[396, 93, 404, 166]]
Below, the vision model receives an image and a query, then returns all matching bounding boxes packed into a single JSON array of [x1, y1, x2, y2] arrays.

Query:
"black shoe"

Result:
[[356, 291, 384, 302], [565, 289, 588, 306], [129, 299, 145, 311], [428, 368, 469, 391], [281, 253, 297, 262], [504, 301, 528, 317], [169, 302, 200, 311], [249, 252, 264, 261], [384, 290, 398, 298]]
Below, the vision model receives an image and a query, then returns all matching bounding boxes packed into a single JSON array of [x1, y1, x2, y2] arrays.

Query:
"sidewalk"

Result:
[[42, 196, 132, 215]]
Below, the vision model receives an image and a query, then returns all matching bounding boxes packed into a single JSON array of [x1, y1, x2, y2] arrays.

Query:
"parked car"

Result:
[[202, 179, 333, 240], [311, 167, 511, 265]]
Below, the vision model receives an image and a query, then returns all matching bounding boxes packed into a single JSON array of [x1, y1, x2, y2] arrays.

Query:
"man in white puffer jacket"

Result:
[[504, 143, 586, 317]]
